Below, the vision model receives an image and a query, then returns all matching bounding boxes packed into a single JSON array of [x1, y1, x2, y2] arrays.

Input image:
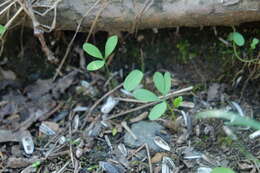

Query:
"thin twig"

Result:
[[0, 0, 16, 16], [81, 83, 123, 129], [4, 6, 23, 30], [145, 143, 153, 173], [53, 0, 103, 80], [121, 121, 138, 140], [85, 1, 109, 42], [127, 144, 145, 160], [56, 161, 71, 173], [106, 86, 193, 120]]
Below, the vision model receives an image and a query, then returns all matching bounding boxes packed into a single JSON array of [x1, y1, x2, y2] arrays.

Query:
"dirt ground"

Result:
[[0, 26, 260, 173]]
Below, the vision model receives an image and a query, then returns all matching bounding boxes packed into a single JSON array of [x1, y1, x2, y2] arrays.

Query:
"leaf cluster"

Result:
[[123, 70, 183, 120], [83, 35, 118, 71], [228, 31, 259, 49]]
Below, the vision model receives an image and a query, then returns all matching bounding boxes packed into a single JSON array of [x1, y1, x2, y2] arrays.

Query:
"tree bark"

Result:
[[1, 0, 260, 32]]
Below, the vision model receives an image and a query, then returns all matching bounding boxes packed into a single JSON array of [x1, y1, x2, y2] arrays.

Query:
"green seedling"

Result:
[[112, 127, 117, 136], [31, 161, 41, 168], [173, 96, 183, 108], [211, 167, 235, 173], [83, 35, 118, 71], [0, 24, 6, 35], [228, 32, 245, 47], [124, 70, 182, 120], [250, 38, 259, 50], [226, 31, 259, 63], [168, 96, 183, 119], [87, 165, 99, 171]]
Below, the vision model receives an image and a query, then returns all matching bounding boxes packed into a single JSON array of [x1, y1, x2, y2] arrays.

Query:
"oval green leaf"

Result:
[[153, 72, 165, 95], [164, 72, 171, 94], [228, 32, 245, 47], [133, 89, 159, 102], [83, 43, 103, 59], [87, 60, 105, 71], [149, 101, 167, 120], [105, 35, 118, 58], [211, 167, 235, 173], [250, 38, 259, 49], [123, 70, 143, 91], [0, 25, 6, 35]]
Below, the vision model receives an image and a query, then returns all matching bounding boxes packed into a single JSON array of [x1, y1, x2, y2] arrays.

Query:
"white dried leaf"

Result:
[[162, 157, 175, 173], [249, 130, 260, 139], [80, 80, 91, 88], [58, 136, 66, 145], [39, 123, 56, 136], [80, 80, 96, 95], [101, 96, 119, 114], [73, 106, 89, 112], [120, 89, 133, 97], [154, 136, 170, 151], [118, 143, 128, 157], [22, 136, 34, 154], [183, 147, 202, 159], [76, 148, 83, 158], [72, 114, 80, 131], [197, 167, 212, 173]]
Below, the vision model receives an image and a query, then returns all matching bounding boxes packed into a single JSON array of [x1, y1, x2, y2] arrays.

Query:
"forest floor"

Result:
[[0, 26, 260, 173]]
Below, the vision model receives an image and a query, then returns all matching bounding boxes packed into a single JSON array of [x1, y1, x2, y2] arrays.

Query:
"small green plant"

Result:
[[227, 31, 259, 63], [176, 40, 196, 63], [211, 167, 235, 173], [168, 96, 183, 119], [0, 24, 6, 35], [31, 161, 41, 168], [83, 35, 118, 71], [172, 96, 183, 108], [124, 70, 183, 120]]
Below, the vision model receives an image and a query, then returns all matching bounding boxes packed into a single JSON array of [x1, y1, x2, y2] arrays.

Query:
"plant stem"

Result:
[[232, 42, 258, 63]]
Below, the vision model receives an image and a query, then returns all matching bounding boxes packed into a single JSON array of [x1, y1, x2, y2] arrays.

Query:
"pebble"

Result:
[[124, 121, 170, 152]]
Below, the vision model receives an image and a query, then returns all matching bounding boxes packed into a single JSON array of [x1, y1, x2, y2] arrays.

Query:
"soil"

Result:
[[0, 26, 260, 173]]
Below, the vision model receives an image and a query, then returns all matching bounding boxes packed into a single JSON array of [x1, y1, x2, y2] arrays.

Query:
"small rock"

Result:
[[207, 83, 220, 102], [124, 121, 170, 152]]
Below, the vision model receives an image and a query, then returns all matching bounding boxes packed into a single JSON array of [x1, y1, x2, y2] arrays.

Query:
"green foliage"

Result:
[[250, 38, 259, 49], [0, 25, 6, 35], [225, 31, 259, 63], [176, 40, 196, 63], [153, 72, 171, 95], [123, 70, 181, 120], [123, 69, 143, 91], [105, 35, 118, 58], [83, 43, 103, 59], [87, 60, 105, 71], [228, 32, 245, 46], [173, 96, 183, 108], [87, 165, 99, 171], [211, 167, 235, 173], [149, 101, 167, 120], [133, 89, 159, 102], [83, 35, 118, 71], [31, 161, 41, 168], [196, 109, 260, 130], [112, 127, 117, 136]]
